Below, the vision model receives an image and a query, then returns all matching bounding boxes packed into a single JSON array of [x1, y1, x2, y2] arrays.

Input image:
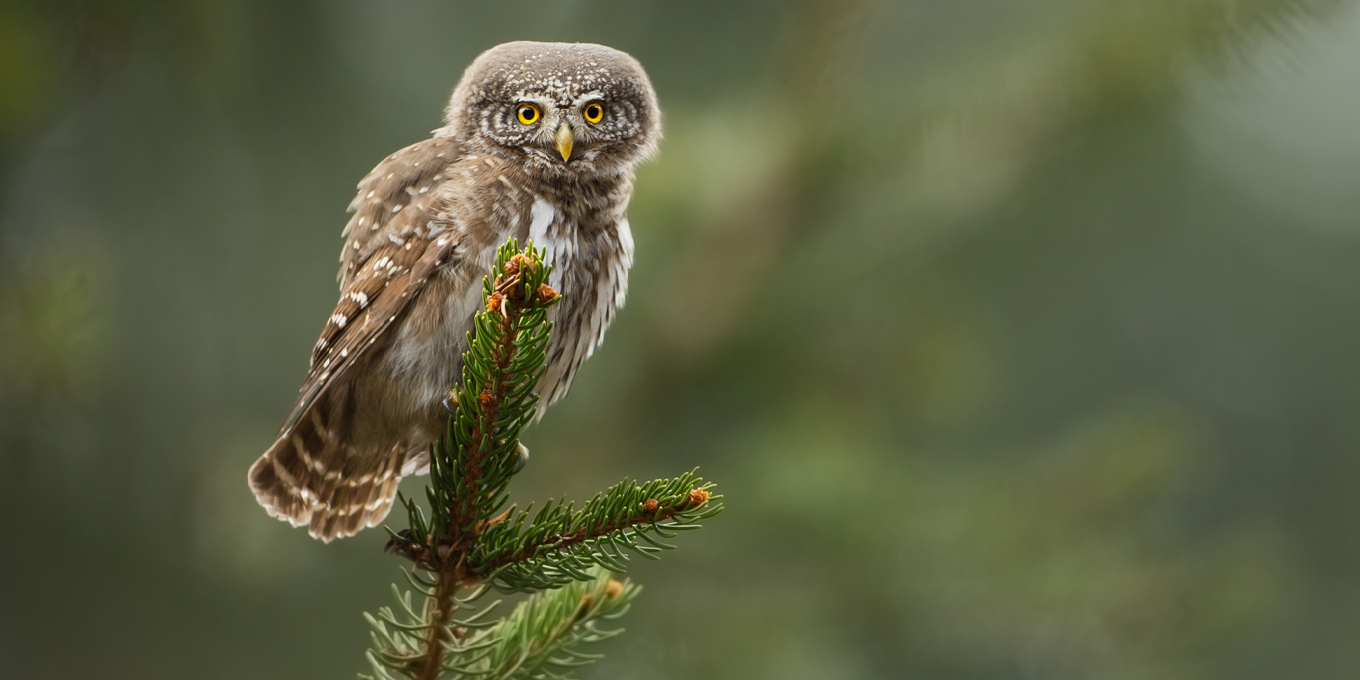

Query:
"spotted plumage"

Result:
[[248, 42, 660, 541]]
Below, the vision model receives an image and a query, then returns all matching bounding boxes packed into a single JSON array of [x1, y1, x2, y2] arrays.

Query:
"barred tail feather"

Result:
[[247, 409, 407, 542]]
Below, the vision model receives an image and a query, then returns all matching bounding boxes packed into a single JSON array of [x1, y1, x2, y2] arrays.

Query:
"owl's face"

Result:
[[446, 42, 660, 180]]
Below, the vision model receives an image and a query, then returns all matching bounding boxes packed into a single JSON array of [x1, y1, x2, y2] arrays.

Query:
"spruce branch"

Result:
[[359, 237, 721, 680], [366, 569, 637, 680], [390, 242, 562, 570], [373, 239, 562, 680], [470, 471, 722, 592], [468, 568, 639, 679]]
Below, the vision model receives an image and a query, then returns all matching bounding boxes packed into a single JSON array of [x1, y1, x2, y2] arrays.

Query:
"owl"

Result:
[[248, 41, 660, 542]]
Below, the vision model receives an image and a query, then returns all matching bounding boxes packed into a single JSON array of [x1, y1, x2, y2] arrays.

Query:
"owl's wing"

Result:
[[278, 137, 465, 437], [340, 136, 463, 290]]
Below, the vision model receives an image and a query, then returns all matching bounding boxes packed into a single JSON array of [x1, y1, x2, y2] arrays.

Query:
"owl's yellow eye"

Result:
[[516, 104, 540, 125], [583, 103, 604, 124]]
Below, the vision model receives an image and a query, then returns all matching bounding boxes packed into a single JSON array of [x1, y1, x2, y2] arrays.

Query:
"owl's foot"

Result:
[[513, 443, 530, 475]]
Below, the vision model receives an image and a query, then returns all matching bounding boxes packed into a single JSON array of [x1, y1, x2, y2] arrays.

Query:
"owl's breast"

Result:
[[525, 194, 634, 410]]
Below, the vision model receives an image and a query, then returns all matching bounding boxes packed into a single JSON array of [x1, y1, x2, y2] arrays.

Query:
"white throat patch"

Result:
[[528, 196, 573, 291]]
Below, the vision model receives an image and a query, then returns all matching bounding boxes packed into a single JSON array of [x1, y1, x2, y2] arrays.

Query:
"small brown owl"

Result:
[[248, 41, 660, 541]]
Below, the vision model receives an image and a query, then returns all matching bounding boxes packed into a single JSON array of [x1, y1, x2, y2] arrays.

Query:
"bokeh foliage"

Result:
[[3, 1, 1360, 679]]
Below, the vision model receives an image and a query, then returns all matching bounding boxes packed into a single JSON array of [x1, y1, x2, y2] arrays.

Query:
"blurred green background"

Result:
[[3, 0, 1360, 678]]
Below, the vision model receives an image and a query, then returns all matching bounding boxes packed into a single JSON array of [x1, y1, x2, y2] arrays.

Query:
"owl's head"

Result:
[[445, 41, 660, 179]]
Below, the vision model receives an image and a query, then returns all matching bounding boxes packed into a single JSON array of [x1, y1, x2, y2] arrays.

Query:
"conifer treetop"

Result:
[[360, 239, 721, 680]]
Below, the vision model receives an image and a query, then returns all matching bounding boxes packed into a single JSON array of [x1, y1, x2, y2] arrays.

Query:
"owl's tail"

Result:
[[247, 407, 407, 542]]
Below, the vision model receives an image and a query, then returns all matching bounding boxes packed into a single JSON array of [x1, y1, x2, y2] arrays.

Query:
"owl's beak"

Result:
[[555, 122, 574, 162]]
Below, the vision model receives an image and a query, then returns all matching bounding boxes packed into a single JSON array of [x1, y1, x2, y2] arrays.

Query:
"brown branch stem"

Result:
[[414, 567, 462, 680], [409, 257, 540, 680]]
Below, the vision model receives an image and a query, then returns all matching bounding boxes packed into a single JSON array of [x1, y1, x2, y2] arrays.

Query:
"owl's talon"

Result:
[[442, 393, 456, 415], [512, 443, 530, 475]]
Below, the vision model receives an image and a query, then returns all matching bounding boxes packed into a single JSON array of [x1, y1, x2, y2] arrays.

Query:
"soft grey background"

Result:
[[3, 1, 1360, 678]]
